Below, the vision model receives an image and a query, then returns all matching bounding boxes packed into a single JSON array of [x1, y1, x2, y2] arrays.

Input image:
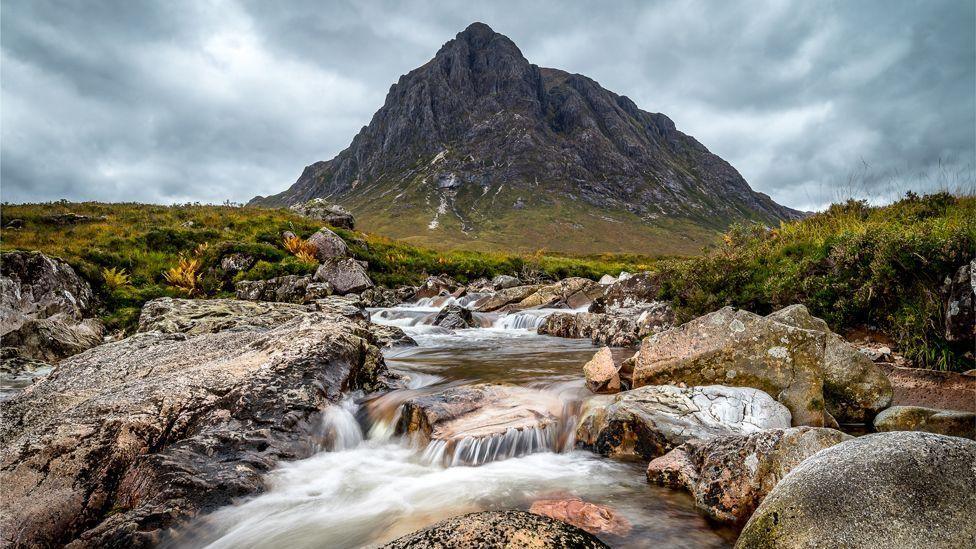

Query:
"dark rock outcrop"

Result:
[[250, 23, 799, 254], [943, 258, 975, 346], [0, 312, 388, 547], [736, 432, 976, 549], [431, 304, 474, 329], [381, 510, 608, 548]]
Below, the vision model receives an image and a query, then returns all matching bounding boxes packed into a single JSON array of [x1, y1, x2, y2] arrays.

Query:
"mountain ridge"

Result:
[[251, 22, 801, 254]]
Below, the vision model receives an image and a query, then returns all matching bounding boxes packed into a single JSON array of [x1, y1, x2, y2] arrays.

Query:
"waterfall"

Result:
[[420, 424, 562, 467], [318, 397, 364, 452], [491, 309, 556, 331]]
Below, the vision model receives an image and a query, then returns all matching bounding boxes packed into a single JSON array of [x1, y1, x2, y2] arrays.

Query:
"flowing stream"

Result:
[[178, 302, 739, 548]]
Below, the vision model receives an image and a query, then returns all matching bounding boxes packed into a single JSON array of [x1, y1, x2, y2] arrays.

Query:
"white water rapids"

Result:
[[174, 302, 737, 548]]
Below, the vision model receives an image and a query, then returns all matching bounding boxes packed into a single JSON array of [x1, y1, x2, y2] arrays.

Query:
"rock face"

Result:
[[583, 347, 620, 394], [313, 258, 374, 295], [307, 227, 349, 260], [431, 304, 475, 329], [736, 432, 976, 549], [632, 305, 891, 426], [647, 427, 852, 525], [943, 258, 975, 345], [396, 384, 564, 465], [234, 274, 332, 303], [529, 498, 631, 536], [873, 405, 975, 439], [381, 510, 608, 548], [0, 311, 388, 547], [1, 251, 104, 363], [250, 23, 799, 255], [289, 198, 355, 229], [576, 385, 792, 460]]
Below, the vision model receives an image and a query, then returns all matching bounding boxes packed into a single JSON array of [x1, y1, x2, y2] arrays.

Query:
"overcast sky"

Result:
[[2, 0, 973, 210]]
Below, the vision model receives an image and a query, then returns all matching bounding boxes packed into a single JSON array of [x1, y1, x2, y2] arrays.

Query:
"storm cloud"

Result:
[[2, 0, 973, 210]]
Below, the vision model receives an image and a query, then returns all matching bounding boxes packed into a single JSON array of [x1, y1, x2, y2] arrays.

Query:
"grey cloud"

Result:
[[2, 0, 973, 211]]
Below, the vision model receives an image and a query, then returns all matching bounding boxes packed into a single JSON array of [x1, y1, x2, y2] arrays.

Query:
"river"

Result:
[[176, 300, 739, 548]]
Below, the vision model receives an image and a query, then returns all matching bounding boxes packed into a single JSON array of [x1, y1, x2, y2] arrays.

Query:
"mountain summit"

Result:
[[251, 22, 800, 254]]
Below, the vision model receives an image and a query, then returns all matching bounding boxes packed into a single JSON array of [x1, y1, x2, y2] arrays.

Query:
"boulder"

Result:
[[431, 304, 475, 330], [583, 347, 620, 394], [289, 198, 355, 229], [313, 258, 373, 295], [873, 405, 975, 439], [471, 284, 544, 312], [235, 274, 332, 303], [514, 277, 601, 310], [0, 312, 388, 547], [490, 274, 521, 290], [588, 271, 661, 313], [412, 275, 459, 300], [219, 253, 255, 276], [307, 227, 349, 260], [1, 251, 104, 362], [381, 510, 608, 548], [539, 303, 674, 347], [647, 427, 852, 525], [529, 498, 631, 536], [396, 384, 564, 465], [632, 305, 892, 426], [736, 432, 976, 548], [360, 286, 416, 307], [576, 385, 792, 460], [943, 258, 975, 345]]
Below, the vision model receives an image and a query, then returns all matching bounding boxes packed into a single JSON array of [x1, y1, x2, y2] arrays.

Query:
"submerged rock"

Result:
[[736, 432, 976, 549], [873, 405, 975, 439], [647, 427, 851, 525], [313, 258, 374, 295], [381, 510, 608, 548], [307, 227, 349, 259], [396, 384, 565, 465], [0, 312, 388, 547], [576, 385, 792, 460], [632, 305, 891, 426], [583, 347, 620, 394], [431, 304, 475, 330], [529, 498, 631, 536]]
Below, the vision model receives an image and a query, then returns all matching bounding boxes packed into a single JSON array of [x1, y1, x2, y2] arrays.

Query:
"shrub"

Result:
[[163, 256, 201, 295], [101, 267, 131, 289]]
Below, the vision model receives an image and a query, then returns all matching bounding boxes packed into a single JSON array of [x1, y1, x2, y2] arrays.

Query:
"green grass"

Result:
[[650, 192, 976, 371]]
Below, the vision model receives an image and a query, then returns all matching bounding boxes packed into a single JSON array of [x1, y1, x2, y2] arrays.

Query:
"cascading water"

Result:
[[317, 396, 364, 452]]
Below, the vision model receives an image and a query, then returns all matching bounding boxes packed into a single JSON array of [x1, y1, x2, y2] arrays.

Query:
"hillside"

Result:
[[250, 22, 801, 255]]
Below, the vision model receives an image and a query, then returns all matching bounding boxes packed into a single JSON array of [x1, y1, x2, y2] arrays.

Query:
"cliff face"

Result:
[[251, 22, 800, 254]]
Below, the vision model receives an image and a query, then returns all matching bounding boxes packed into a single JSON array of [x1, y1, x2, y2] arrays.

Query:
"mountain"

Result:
[[250, 22, 801, 255]]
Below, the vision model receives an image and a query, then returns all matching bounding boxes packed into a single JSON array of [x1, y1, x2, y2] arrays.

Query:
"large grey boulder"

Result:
[[576, 385, 792, 460], [737, 432, 976, 548], [632, 305, 891, 426], [647, 427, 852, 525], [0, 312, 388, 547], [313, 258, 374, 295], [289, 198, 355, 229], [873, 405, 975, 439], [307, 227, 349, 260], [381, 510, 608, 548], [1, 251, 104, 362]]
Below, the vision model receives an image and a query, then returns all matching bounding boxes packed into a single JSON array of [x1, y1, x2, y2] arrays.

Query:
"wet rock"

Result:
[[576, 385, 792, 460], [632, 305, 892, 426], [219, 253, 255, 276], [943, 258, 975, 345], [1, 251, 104, 362], [368, 323, 418, 348], [0, 312, 388, 547], [647, 427, 852, 525], [736, 432, 976, 549], [879, 364, 976, 413], [873, 405, 975, 439], [313, 258, 374, 295], [289, 198, 355, 229], [529, 498, 632, 536], [412, 275, 459, 300], [235, 274, 332, 303], [431, 304, 475, 330], [471, 284, 544, 312], [381, 510, 608, 548], [307, 227, 349, 259], [396, 384, 564, 465], [139, 297, 308, 335], [490, 274, 521, 290], [583, 347, 620, 394]]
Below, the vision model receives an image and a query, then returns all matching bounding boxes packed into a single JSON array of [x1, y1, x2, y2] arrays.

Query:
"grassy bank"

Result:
[[654, 192, 975, 371]]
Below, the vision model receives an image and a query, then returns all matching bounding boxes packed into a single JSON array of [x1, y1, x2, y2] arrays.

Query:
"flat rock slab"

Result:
[[576, 385, 792, 460], [529, 498, 632, 536], [737, 432, 976, 548], [381, 510, 608, 548], [0, 312, 387, 547]]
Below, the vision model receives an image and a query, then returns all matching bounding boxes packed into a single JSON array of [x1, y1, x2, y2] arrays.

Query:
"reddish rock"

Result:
[[529, 498, 632, 536], [583, 347, 620, 394]]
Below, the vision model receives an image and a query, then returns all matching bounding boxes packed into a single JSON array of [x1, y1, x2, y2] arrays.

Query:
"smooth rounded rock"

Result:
[[873, 405, 975, 439], [380, 510, 608, 548]]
